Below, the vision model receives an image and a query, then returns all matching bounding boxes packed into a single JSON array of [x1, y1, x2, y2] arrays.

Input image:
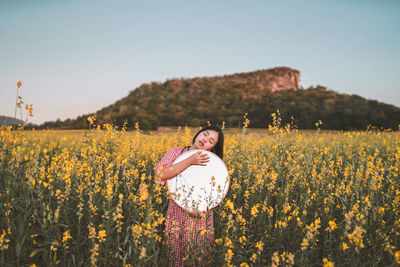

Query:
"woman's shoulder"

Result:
[[170, 147, 184, 150], [167, 147, 184, 152], [164, 147, 186, 156]]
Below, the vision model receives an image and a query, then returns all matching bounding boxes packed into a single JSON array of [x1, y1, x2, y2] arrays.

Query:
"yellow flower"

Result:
[[224, 249, 233, 263], [62, 230, 72, 243], [347, 226, 365, 248], [378, 207, 384, 215], [215, 238, 223, 244], [283, 203, 291, 214], [251, 205, 258, 216], [271, 252, 280, 267], [255, 241, 264, 251], [87, 116, 95, 125], [0, 229, 10, 250], [326, 220, 337, 232], [395, 251, 400, 264], [97, 230, 106, 242], [17, 81, 22, 88], [131, 225, 142, 239], [301, 238, 309, 251], [55, 189, 61, 196], [250, 252, 257, 262], [342, 242, 349, 252], [139, 183, 149, 202], [322, 258, 334, 267], [224, 237, 233, 248], [199, 227, 207, 236], [225, 199, 234, 212]]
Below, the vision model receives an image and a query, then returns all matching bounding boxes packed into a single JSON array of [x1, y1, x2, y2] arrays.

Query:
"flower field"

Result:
[[0, 124, 399, 266]]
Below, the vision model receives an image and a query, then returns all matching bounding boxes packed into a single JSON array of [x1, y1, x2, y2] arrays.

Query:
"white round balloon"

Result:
[[167, 149, 230, 214]]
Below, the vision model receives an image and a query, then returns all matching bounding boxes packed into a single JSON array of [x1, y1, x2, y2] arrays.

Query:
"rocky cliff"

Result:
[[135, 67, 300, 95]]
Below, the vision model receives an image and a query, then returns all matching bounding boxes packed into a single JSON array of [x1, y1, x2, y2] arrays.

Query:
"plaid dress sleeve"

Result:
[[155, 147, 183, 185]]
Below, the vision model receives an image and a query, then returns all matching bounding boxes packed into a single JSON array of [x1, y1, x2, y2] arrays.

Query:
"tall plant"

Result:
[[13, 81, 33, 128]]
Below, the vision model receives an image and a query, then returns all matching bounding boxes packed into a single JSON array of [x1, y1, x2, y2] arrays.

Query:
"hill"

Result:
[[38, 67, 400, 130], [0, 116, 24, 126]]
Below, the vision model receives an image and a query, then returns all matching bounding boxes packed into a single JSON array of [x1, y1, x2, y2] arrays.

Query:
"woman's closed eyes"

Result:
[[205, 131, 216, 144]]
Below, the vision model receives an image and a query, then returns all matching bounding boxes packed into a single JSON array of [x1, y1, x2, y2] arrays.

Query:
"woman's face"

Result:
[[193, 129, 219, 151]]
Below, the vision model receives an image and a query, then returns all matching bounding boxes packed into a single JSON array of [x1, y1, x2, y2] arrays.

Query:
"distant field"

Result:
[[1, 126, 399, 266]]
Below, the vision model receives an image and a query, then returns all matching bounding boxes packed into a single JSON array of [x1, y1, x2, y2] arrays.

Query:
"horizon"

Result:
[[2, 67, 400, 127], [1, 0, 399, 124]]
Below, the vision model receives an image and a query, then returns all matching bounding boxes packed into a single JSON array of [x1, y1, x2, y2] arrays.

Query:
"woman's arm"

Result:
[[158, 151, 210, 182]]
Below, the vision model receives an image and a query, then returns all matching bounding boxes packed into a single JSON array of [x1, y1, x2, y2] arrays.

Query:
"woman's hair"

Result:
[[191, 125, 224, 159]]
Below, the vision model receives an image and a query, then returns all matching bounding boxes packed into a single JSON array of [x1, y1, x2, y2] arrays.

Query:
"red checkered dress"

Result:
[[155, 147, 214, 267]]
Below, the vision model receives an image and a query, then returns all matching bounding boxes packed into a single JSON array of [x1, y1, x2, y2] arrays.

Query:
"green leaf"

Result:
[[30, 249, 42, 257]]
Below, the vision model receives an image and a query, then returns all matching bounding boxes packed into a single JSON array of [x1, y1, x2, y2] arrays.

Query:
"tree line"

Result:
[[36, 81, 400, 131]]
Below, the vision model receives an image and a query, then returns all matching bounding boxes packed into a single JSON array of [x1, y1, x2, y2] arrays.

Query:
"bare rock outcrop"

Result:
[[162, 67, 301, 93], [229, 67, 300, 92]]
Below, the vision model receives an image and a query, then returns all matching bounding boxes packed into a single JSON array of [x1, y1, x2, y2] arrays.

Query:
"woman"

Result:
[[155, 125, 224, 266]]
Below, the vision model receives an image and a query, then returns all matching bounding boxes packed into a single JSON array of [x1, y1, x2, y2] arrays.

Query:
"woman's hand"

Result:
[[158, 151, 210, 182], [191, 208, 208, 218], [187, 151, 210, 166]]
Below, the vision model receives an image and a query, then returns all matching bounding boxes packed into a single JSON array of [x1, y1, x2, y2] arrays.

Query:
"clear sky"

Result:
[[1, 0, 399, 124]]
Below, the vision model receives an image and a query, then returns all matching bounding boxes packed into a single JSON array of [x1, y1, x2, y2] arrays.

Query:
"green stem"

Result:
[[14, 87, 19, 127]]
